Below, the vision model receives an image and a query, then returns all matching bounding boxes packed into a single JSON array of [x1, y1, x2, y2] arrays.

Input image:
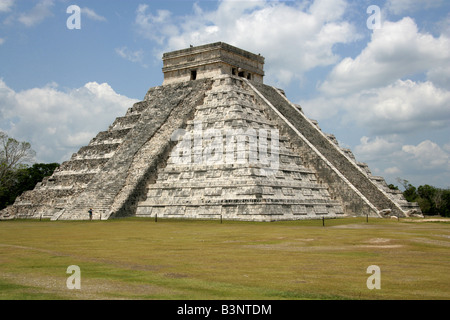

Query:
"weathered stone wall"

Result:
[[136, 75, 343, 221], [55, 79, 213, 220], [109, 79, 213, 218], [0, 110, 141, 219], [250, 81, 407, 217], [162, 42, 264, 85]]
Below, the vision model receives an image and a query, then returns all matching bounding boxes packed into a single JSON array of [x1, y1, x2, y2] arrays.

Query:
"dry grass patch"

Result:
[[0, 217, 449, 299]]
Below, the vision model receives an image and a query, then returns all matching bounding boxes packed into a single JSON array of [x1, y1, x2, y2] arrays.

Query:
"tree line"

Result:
[[0, 131, 59, 210], [389, 179, 450, 217]]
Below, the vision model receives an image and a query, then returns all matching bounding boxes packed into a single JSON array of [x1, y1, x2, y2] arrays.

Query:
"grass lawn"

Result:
[[0, 217, 449, 300]]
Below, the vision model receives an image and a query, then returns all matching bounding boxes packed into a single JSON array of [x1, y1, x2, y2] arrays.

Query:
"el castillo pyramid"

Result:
[[1, 42, 421, 221]]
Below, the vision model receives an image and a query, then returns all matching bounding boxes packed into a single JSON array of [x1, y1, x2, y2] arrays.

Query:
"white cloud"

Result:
[[0, 38, 4, 45], [0, 79, 139, 163], [354, 136, 401, 160], [135, 4, 175, 45], [362, 80, 450, 133], [402, 140, 450, 170], [319, 17, 450, 96], [134, 0, 361, 86], [0, 0, 14, 13], [18, 0, 54, 27], [351, 136, 450, 187], [81, 7, 106, 22], [303, 79, 450, 135]]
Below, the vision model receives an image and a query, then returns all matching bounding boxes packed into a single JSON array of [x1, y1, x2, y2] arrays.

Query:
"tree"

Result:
[[0, 163, 59, 209], [388, 184, 399, 190], [15, 163, 59, 191], [396, 177, 450, 217], [423, 186, 450, 217], [396, 178, 418, 202], [418, 185, 438, 215], [0, 131, 36, 185], [441, 190, 450, 217], [0, 132, 59, 210]]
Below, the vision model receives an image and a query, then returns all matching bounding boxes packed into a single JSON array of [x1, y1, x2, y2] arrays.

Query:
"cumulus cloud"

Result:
[[301, 16, 450, 136], [354, 136, 401, 160], [357, 80, 450, 134], [135, 4, 175, 45], [318, 17, 450, 96], [303, 79, 450, 135], [402, 140, 450, 170], [18, 0, 54, 27], [351, 136, 450, 187], [0, 79, 138, 163], [134, 0, 361, 86]]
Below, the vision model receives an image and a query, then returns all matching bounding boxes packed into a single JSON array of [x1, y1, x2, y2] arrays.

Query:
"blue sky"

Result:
[[0, 0, 449, 189]]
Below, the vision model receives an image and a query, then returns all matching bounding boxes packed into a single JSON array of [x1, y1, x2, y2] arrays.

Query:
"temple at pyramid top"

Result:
[[162, 42, 265, 84]]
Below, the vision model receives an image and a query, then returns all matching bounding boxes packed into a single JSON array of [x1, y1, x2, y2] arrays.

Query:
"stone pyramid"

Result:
[[1, 42, 421, 221]]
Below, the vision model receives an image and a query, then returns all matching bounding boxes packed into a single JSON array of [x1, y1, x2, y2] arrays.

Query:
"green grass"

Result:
[[0, 217, 449, 300]]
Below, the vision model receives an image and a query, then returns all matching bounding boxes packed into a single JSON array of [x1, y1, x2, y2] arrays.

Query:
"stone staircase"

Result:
[[54, 79, 213, 220], [136, 76, 343, 221], [249, 80, 421, 217], [1, 94, 145, 220]]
